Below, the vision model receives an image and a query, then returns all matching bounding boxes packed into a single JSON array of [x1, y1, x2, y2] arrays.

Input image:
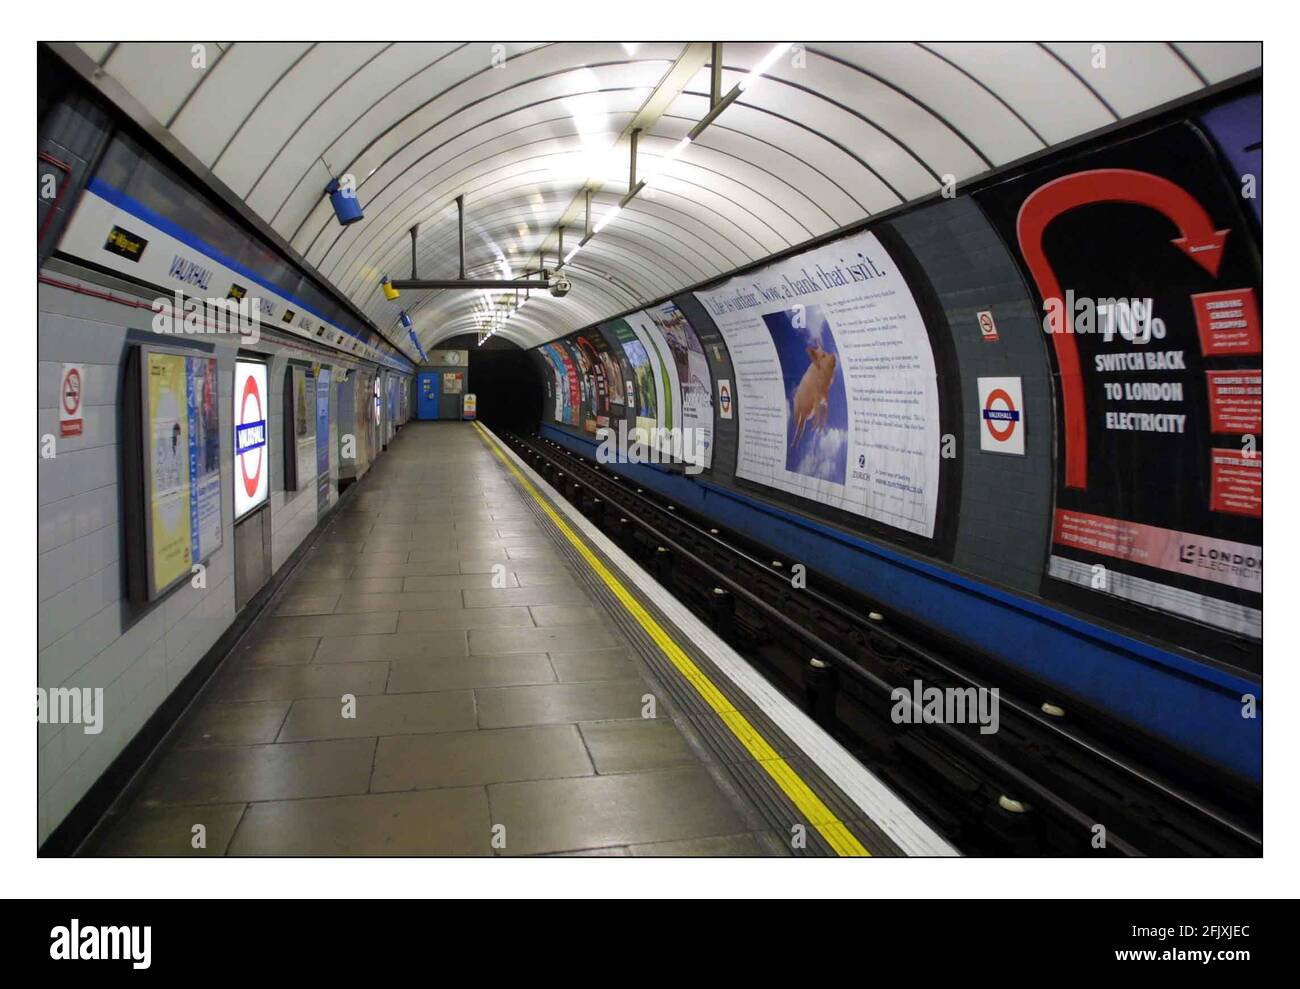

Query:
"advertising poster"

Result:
[[587, 328, 626, 414], [694, 228, 942, 538], [626, 310, 679, 435], [573, 333, 611, 431], [353, 372, 369, 470], [316, 367, 331, 514], [185, 355, 222, 563], [607, 317, 658, 436], [646, 300, 714, 468], [541, 343, 580, 427], [558, 338, 596, 434], [233, 359, 270, 519], [146, 352, 193, 592], [540, 345, 566, 422], [293, 367, 316, 492], [142, 349, 223, 598], [976, 122, 1262, 638]]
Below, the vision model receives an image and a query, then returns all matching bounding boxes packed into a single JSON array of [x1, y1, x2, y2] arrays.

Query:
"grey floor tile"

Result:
[[288, 577, 403, 596], [289, 562, 352, 579], [476, 679, 647, 728], [579, 719, 698, 774], [274, 594, 340, 617], [260, 613, 397, 639], [134, 738, 376, 806], [88, 802, 248, 856], [539, 846, 630, 857], [206, 663, 390, 702], [470, 624, 618, 655], [488, 767, 749, 856], [402, 572, 519, 592], [548, 649, 639, 682], [173, 701, 290, 748], [628, 832, 772, 857], [505, 546, 564, 560], [309, 548, 408, 565], [276, 691, 477, 742], [387, 654, 555, 693], [371, 725, 593, 791], [227, 788, 492, 856], [529, 605, 606, 627], [397, 607, 534, 633], [494, 526, 544, 539], [352, 560, 462, 578], [459, 558, 564, 575], [412, 545, 503, 562], [314, 631, 469, 663], [231, 637, 320, 667], [515, 571, 580, 588], [335, 590, 464, 614], [462, 585, 589, 608]]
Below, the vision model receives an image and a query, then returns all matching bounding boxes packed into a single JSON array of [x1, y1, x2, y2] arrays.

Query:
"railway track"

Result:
[[502, 428, 1263, 857]]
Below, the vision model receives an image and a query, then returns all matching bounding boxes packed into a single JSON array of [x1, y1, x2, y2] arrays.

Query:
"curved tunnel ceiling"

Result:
[[74, 40, 1262, 353]]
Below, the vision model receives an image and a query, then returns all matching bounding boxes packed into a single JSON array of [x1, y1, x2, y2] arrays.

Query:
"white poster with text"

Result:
[[694, 229, 941, 537]]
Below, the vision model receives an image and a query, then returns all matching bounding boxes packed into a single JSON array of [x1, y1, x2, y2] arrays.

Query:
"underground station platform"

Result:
[[82, 422, 949, 857]]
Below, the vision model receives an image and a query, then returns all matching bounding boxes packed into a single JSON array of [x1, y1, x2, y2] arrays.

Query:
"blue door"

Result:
[[416, 371, 441, 420]]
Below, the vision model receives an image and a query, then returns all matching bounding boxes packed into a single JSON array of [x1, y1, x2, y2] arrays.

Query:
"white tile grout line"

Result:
[[487, 428, 958, 858]]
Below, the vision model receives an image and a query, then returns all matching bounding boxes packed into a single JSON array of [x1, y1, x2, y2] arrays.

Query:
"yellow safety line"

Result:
[[474, 423, 869, 857]]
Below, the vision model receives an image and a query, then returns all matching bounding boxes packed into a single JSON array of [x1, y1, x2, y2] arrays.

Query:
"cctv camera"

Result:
[[550, 273, 572, 298]]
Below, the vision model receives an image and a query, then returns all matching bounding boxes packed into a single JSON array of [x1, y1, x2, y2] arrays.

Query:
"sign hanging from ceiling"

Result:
[[233, 359, 269, 520]]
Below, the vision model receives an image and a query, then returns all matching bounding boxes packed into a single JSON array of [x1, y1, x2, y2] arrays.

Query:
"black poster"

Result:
[[977, 119, 1262, 642]]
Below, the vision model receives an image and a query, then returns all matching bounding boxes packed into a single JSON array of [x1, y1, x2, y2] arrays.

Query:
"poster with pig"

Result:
[[695, 228, 941, 538]]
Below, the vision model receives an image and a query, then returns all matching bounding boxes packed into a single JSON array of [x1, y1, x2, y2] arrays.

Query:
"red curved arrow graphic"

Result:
[[1016, 168, 1230, 489]]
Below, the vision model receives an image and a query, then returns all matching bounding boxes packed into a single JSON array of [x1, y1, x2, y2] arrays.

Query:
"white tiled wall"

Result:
[[37, 275, 372, 846]]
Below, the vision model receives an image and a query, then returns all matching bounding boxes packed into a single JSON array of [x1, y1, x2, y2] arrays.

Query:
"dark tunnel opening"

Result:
[[441, 333, 542, 432]]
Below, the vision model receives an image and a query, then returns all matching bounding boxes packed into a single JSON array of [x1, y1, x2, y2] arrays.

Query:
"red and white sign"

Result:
[[978, 376, 1024, 455], [977, 310, 999, 342], [59, 364, 85, 437], [1205, 368, 1263, 435], [1052, 508, 1261, 593], [1191, 288, 1261, 356], [1209, 447, 1262, 518], [233, 360, 269, 519]]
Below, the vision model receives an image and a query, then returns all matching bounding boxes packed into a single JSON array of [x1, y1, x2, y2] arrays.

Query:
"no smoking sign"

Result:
[[59, 364, 85, 437]]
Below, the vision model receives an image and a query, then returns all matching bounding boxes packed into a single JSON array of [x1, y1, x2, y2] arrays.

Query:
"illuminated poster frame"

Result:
[[137, 345, 223, 601], [233, 358, 271, 521]]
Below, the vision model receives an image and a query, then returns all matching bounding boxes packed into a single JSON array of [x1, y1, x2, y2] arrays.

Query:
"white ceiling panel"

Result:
[[170, 42, 313, 167], [72, 40, 1259, 355]]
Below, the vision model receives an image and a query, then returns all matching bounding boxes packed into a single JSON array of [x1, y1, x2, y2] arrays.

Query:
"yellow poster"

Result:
[[147, 352, 192, 592]]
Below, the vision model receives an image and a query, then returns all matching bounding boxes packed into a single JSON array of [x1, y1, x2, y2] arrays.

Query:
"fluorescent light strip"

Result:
[[738, 42, 792, 92]]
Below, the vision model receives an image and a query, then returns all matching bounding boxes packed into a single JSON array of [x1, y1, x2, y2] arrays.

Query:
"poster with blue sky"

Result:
[[694, 229, 940, 538]]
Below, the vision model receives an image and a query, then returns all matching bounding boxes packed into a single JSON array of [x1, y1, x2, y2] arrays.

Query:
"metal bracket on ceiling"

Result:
[[710, 42, 723, 106], [392, 194, 550, 290]]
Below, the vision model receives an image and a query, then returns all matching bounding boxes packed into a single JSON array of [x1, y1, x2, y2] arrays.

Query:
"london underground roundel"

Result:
[[234, 359, 270, 518]]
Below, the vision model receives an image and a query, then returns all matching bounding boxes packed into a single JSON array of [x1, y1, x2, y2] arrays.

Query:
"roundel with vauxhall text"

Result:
[[234, 359, 270, 518]]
